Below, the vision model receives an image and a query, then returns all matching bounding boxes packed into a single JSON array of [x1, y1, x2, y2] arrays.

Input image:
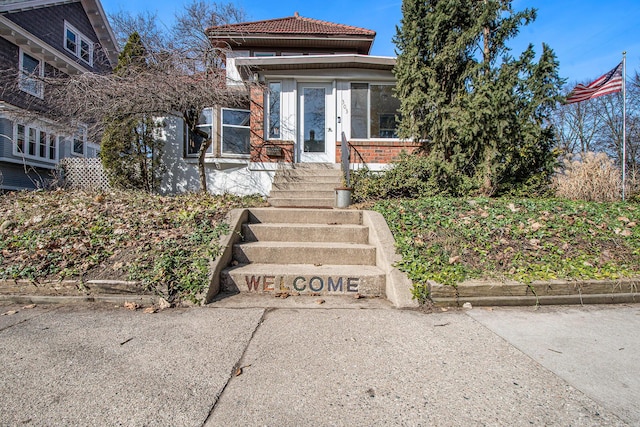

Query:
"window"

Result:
[[221, 108, 250, 155], [39, 131, 47, 158], [19, 50, 43, 97], [350, 83, 400, 139], [185, 108, 215, 157], [64, 22, 93, 66], [28, 127, 36, 156], [267, 82, 281, 139], [16, 124, 25, 153], [72, 126, 86, 156], [48, 136, 57, 160], [254, 52, 276, 57], [13, 123, 58, 162]]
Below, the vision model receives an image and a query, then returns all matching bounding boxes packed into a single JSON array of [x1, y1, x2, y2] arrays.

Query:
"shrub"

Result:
[[352, 152, 478, 202], [553, 152, 623, 202]]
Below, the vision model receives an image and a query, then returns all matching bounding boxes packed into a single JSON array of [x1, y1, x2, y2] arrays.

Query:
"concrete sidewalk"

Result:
[[0, 297, 637, 426]]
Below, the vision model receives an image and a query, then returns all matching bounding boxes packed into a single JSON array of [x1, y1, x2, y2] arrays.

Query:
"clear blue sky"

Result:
[[101, 0, 640, 86]]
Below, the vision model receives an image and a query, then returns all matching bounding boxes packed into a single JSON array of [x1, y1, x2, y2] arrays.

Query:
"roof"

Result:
[[0, 0, 118, 67], [208, 13, 376, 55], [208, 12, 375, 37]]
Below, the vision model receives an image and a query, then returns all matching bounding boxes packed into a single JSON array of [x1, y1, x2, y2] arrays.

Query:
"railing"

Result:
[[340, 132, 367, 188]]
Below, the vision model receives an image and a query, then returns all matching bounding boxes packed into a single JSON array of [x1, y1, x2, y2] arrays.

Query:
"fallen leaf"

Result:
[[448, 255, 461, 265], [1, 310, 19, 316], [315, 299, 325, 305], [234, 367, 243, 376], [143, 307, 157, 314], [354, 293, 363, 299], [618, 216, 630, 223], [124, 301, 140, 310], [22, 304, 37, 309]]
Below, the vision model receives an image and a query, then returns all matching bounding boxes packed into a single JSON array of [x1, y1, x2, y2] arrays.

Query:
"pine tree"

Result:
[[100, 32, 165, 192], [393, 0, 564, 196]]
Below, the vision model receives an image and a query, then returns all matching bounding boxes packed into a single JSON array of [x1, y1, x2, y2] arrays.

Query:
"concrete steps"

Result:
[[268, 163, 342, 208], [242, 223, 369, 243], [221, 208, 386, 297]]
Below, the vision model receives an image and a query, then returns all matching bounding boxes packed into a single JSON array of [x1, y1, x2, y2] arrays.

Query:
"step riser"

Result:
[[242, 224, 369, 244], [248, 208, 362, 225], [222, 271, 384, 296], [268, 198, 334, 208], [233, 245, 376, 265], [275, 170, 342, 177], [270, 190, 337, 199], [272, 182, 341, 191]]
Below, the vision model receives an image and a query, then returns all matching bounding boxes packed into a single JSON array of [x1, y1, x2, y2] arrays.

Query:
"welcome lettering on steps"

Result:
[[244, 275, 360, 293]]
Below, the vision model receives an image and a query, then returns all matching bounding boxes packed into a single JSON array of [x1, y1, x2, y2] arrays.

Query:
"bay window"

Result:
[[13, 123, 59, 162]]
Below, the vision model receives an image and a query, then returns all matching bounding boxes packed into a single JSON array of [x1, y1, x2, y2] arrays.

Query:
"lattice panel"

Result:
[[60, 158, 110, 191]]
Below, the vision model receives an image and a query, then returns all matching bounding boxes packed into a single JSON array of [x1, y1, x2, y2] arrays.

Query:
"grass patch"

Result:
[[373, 197, 640, 302], [0, 190, 266, 302]]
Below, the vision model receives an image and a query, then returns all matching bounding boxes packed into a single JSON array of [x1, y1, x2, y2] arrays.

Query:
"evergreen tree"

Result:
[[100, 32, 165, 192], [393, 0, 564, 196]]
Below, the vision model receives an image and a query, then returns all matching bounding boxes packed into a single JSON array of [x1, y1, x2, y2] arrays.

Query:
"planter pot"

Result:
[[335, 187, 353, 208]]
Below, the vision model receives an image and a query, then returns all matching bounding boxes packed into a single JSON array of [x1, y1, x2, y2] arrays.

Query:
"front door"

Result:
[[297, 82, 335, 163]]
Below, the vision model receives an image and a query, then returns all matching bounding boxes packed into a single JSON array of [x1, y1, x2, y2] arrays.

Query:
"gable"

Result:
[[0, 0, 117, 68]]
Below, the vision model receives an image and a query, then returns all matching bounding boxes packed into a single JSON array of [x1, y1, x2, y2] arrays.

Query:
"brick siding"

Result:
[[336, 139, 420, 164]]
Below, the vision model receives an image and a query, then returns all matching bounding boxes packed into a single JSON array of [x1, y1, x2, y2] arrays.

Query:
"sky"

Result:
[[100, 0, 640, 86]]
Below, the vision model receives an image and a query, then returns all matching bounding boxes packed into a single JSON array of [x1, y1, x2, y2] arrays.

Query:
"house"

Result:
[[0, 0, 117, 191], [160, 13, 419, 196]]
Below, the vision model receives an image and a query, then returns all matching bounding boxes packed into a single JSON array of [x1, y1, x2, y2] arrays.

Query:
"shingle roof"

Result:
[[208, 12, 376, 38]]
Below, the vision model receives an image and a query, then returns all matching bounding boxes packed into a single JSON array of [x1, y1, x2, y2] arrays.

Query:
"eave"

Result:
[[0, 14, 87, 74], [0, 0, 118, 66], [212, 34, 374, 55], [235, 54, 395, 74]]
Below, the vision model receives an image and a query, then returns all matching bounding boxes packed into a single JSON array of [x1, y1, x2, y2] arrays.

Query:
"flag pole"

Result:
[[622, 51, 627, 201]]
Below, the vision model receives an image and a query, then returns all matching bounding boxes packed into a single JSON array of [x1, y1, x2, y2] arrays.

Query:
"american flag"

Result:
[[565, 62, 623, 104]]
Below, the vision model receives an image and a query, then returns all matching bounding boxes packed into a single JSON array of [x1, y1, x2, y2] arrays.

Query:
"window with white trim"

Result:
[[185, 108, 215, 157], [19, 50, 43, 98], [351, 83, 400, 139], [13, 123, 59, 162], [221, 108, 250, 156], [64, 22, 93, 66], [72, 126, 86, 156], [267, 82, 281, 139]]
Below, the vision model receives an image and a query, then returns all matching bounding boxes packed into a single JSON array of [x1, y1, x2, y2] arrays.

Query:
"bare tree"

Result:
[[551, 83, 601, 154], [47, 53, 250, 192], [553, 71, 640, 176], [173, 0, 246, 69], [109, 9, 170, 55]]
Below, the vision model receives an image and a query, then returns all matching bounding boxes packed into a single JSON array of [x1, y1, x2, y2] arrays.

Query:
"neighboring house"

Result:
[[160, 13, 419, 196], [0, 0, 117, 191]]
